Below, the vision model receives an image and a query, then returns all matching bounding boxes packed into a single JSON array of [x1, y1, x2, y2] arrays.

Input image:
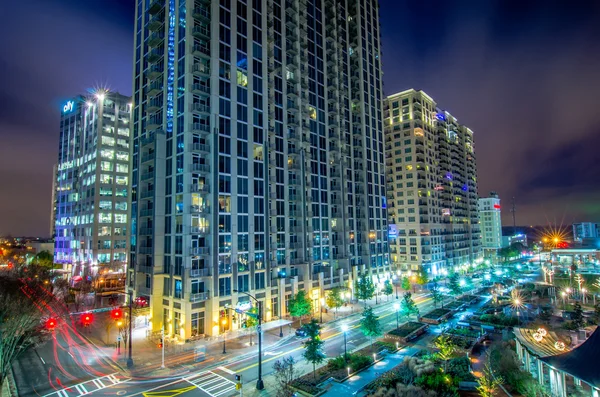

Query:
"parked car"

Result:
[[295, 324, 320, 337]]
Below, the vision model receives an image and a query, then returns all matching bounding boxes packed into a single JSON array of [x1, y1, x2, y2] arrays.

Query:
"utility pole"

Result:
[[127, 290, 134, 368], [161, 325, 165, 368]]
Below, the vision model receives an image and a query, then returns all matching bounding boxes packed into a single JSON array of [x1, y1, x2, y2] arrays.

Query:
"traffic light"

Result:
[[82, 313, 93, 327], [111, 308, 123, 321], [158, 338, 163, 348], [46, 318, 57, 330]]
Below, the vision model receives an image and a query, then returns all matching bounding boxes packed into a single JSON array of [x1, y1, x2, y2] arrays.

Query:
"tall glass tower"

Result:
[[131, 0, 388, 338]]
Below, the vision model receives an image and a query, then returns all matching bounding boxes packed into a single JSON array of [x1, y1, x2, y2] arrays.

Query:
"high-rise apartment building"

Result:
[[572, 222, 599, 242], [54, 92, 132, 279], [131, 0, 388, 338], [478, 192, 502, 260], [50, 163, 58, 238], [385, 89, 481, 277]]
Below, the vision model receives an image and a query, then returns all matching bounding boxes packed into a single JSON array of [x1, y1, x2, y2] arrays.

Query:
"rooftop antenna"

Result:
[[511, 197, 517, 233]]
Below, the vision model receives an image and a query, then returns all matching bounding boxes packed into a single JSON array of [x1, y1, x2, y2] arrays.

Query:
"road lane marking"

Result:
[[217, 366, 235, 375], [43, 373, 127, 397]]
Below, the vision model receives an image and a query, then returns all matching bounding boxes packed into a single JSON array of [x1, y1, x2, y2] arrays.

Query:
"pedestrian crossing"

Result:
[[43, 373, 128, 397], [184, 370, 236, 397]]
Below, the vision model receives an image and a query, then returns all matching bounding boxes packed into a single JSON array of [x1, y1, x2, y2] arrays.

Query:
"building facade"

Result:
[[54, 92, 132, 280], [385, 89, 481, 277], [478, 192, 502, 261], [572, 223, 599, 242], [50, 163, 58, 238], [131, 0, 389, 338]]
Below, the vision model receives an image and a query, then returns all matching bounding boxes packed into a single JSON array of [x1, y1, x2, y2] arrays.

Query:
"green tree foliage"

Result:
[[572, 301, 584, 329], [448, 273, 462, 296], [289, 290, 312, 325], [476, 364, 504, 397], [359, 306, 382, 351], [32, 250, 54, 268], [594, 303, 600, 325], [245, 306, 259, 345], [325, 287, 344, 318], [302, 319, 325, 380], [431, 283, 444, 308], [401, 276, 411, 291], [490, 342, 549, 396], [416, 268, 429, 285], [400, 292, 419, 319], [354, 273, 375, 305], [383, 280, 394, 301], [434, 335, 456, 371]]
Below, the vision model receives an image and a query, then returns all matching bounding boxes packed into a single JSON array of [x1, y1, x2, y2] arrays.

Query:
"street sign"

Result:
[[256, 325, 262, 333], [116, 335, 122, 342]]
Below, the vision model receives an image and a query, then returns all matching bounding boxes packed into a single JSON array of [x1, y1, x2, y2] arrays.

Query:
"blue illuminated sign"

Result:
[[436, 113, 446, 121], [63, 101, 75, 113], [462, 184, 468, 191]]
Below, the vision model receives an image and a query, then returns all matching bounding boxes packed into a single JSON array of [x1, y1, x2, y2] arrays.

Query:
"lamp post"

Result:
[[127, 290, 134, 368], [393, 302, 400, 329], [222, 318, 227, 354], [341, 324, 349, 361], [234, 290, 264, 390], [320, 297, 325, 323]]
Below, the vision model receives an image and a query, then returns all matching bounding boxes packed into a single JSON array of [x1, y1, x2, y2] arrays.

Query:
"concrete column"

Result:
[[592, 387, 599, 397], [524, 350, 531, 373], [537, 360, 544, 385]]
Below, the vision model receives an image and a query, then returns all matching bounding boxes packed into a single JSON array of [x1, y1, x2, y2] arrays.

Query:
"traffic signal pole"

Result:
[[127, 291, 134, 368]]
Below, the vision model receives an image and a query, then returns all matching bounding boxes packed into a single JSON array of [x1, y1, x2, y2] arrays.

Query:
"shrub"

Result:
[[415, 371, 458, 396], [446, 356, 475, 382], [327, 353, 373, 372]]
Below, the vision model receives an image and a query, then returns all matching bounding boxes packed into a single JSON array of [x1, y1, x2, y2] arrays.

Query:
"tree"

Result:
[[302, 319, 325, 380], [401, 277, 411, 291], [594, 303, 600, 325], [359, 306, 382, 351], [431, 283, 444, 308], [245, 306, 259, 345], [448, 273, 462, 296], [273, 356, 297, 397], [383, 280, 394, 301], [416, 268, 429, 286], [0, 273, 50, 389], [288, 290, 312, 325], [476, 364, 503, 397], [400, 292, 420, 320], [434, 335, 456, 371], [354, 273, 375, 305], [572, 301, 584, 329], [32, 250, 54, 269], [325, 287, 344, 318]]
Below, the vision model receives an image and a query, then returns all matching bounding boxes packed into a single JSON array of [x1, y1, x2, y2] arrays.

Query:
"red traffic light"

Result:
[[111, 309, 123, 320], [46, 318, 57, 329], [82, 313, 93, 326]]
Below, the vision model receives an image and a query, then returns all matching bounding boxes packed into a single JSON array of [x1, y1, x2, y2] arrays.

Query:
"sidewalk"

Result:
[[322, 347, 420, 396]]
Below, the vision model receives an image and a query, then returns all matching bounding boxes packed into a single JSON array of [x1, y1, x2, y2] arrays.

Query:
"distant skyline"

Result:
[[1, 0, 600, 236]]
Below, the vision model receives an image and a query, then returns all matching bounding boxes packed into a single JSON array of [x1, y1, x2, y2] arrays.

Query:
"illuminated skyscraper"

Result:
[[385, 89, 481, 277], [54, 92, 132, 279], [478, 192, 502, 261], [131, 0, 388, 337]]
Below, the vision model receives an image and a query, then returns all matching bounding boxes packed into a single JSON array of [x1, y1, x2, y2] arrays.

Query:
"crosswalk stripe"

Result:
[[79, 384, 88, 394], [96, 379, 105, 388], [217, 366, 235, 375], [213, 386, 236, 397]]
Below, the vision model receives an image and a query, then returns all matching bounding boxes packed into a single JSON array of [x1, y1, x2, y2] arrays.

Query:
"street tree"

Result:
[[325, 287, 344, 319], [572, 301, 584, 329], [431, 283, 444, 308], [401, 276, 411, 291], [32, 250, 54, 269], [0, 273, 50, 389], [434, 334, 456, 371], [476, 364, 504, 397], [245, 306, 259, 345], [383, 280, 394, 301], [354, 273, 375, 305], [400, 292, 419, 319], [273, 356, 297, 397], [302, 319, 325, 381], [448, 273, 462, 296], [288, 290, 312, 325], [416, 268, 429, 286], [359, 306, 382, 351]]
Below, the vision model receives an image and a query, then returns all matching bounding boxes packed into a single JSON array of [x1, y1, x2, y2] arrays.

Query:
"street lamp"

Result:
[[222, 318, 227, 354], [127, 290, 134, 368], [341, 324, 349, 361], [234, 289, 264, 390], [393, 302, 400, 329], [320, 297, 325, 323]]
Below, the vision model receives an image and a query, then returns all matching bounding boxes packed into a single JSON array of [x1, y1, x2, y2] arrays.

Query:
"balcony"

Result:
[[191, 226, 210, 235], [192, 44, 210, 59], [148, 0, 164, 14], [190, 292, 210, 302], [138, 246, 153, 255], [147, 115, 162, 130], [190, 102, 210, 114], [147, 64, 163, 80], [148, 15, 164, 31], [191, 163, 210, 173], [191, 142, 210, 154], [139, 208, 153, 217], [147, 81, 162, 97], [140, 171, 155, 181], [147, 48, 163, 63], [190, 268, 211, 278], [192, 63, 210, 77], [191, 183, 210, 193], [192, 25, 210, 40], [190, 205, 210, 214], [190, 123, 210, 134], [193, 6, 211, 23], [139, 227, 153, 236], [148, 32, 164, 48], [147, 98, 161, 113], [192, 84, 210, 95], [190, 247, 210, 256]]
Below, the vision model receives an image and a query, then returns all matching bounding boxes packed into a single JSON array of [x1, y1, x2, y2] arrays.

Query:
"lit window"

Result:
[[115, 214, 127, 223], [101, 149, 114, 159], [101, 161, 113, 171], [102, 136, 115, 146], [116, 151, 129, 161], [116, 164, 128, 173], [237, 70, 248, 87], [99, 213, 112, 223], [116, 176, 128, 185], [100, 174, 113, 184], [99, 200, 112, 210]]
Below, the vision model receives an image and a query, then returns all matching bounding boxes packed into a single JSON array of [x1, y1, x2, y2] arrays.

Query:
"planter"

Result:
[[387, 321, 428, 343], [419, 308, 453, 325]]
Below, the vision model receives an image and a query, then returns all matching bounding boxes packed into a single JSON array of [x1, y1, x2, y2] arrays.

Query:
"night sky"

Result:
[[1, 0, 600, 237]]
